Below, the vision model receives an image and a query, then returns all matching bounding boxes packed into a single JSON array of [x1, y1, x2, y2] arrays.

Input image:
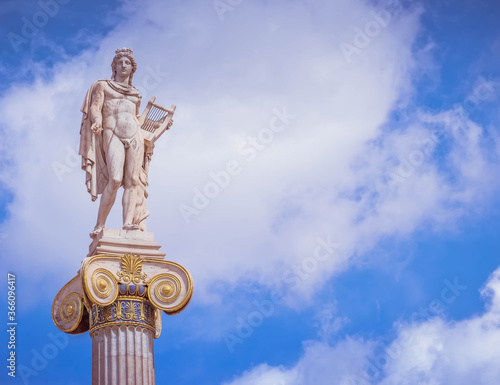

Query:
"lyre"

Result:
[[139, 97, 176, 146], [138, 97, 176, 175]]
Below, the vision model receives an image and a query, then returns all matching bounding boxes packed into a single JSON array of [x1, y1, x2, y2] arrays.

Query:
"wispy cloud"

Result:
[[224, 266, 500, 385]]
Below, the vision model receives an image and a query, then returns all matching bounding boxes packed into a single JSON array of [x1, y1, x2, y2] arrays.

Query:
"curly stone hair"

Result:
[[111, 47, 137, 85]]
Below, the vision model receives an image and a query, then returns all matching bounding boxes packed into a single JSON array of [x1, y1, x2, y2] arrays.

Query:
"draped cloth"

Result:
[[106, 79, 141, 99], [79, 80, 107, 202]]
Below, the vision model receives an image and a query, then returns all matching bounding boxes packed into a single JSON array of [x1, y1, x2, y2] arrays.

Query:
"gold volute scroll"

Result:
[[148, 271, 191, 314], [90, 268, 119, 306], [52, 276, 88, 334], [160, 283, 174, 297]]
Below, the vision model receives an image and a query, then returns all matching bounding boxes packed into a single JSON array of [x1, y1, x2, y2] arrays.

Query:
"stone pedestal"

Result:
[[88, 229, 166, 259], [52, 242, 193, 385]]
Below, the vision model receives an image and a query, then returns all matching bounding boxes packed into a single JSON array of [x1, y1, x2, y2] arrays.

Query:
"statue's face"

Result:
[[115, 56, 133, 78]]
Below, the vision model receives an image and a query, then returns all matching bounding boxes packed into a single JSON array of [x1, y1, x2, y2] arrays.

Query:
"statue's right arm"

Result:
[[89, 81, 105, 135]]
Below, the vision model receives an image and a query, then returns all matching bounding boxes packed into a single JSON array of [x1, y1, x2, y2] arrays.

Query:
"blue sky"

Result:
[[1, 0, 500, 384]]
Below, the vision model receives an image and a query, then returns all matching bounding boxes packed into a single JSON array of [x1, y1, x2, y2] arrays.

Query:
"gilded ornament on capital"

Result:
[[91, 306, 100, 325], [89, 297, 157, 336], [102, 304, 114, 321], [150, 273, 181, 308], [89, 268, 118, 306], [117, 254, 147, 285], [60, 294, 79, 323], [160, 283, 174, 297], [53, 291, 85, 334], [115, 300, 124, 319], [124, 299, 139, 320], [139, 301, 147, 321]]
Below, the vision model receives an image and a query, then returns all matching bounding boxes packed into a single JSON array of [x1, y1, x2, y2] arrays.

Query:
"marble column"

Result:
[[90, 296, 158, 385], [91, 325, 155, 385], [52, 253, 193, 385]]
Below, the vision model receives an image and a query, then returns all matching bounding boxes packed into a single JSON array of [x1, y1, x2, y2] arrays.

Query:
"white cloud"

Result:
[[223, 338, 373, 385], [223, 364, 300, 385], [223, 265, 500, 385], [377, 267, 500, 385], [314, 302, 349, 341]]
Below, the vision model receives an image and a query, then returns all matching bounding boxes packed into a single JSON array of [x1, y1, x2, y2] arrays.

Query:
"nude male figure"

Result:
[[79, 48, 145, 237]]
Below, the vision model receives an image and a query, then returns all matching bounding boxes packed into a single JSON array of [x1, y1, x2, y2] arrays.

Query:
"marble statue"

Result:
[[79, 48, 174, 237]]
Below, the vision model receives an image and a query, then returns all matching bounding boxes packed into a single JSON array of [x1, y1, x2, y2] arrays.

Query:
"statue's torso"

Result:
[[101, 82, 140, 140]]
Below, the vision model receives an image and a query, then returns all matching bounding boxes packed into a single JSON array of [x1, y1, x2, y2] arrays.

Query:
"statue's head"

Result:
[[111, 47, 137, 85]]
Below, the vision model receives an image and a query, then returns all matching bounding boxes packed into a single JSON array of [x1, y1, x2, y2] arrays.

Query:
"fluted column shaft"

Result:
[[91, 325, 155, 385], [89, 295, 158, 385]]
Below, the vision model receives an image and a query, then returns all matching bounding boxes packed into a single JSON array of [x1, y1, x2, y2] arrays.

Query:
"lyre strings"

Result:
[[142, 106, 169, 133]]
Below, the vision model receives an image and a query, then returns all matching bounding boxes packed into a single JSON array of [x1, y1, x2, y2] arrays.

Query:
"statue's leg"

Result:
[[92, 133, 125, 235], [122, 135, 144, 229]]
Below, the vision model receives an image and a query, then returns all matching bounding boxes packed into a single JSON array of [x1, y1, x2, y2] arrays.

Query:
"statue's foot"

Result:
[[123, 223, 140, 231], [90, 226, 104, 238]]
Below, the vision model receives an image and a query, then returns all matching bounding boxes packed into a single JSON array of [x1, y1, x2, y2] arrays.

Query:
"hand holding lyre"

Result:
[[91, 121, 103, 135]]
